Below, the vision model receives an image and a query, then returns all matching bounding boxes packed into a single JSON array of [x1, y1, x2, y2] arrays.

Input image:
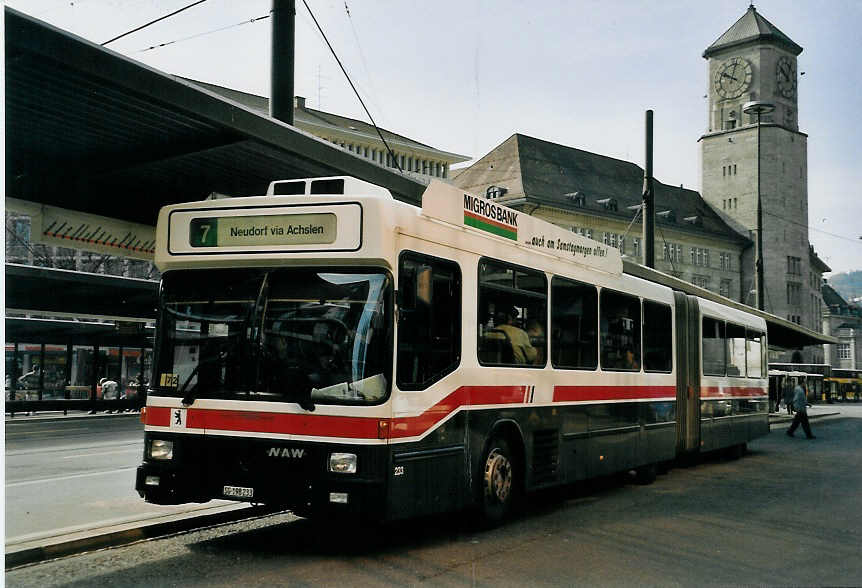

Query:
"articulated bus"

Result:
[[136, 177, 769, 523]]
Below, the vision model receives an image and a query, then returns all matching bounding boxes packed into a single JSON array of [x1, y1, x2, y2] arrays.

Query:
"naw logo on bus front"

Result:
[[463, 194, 518, 240]]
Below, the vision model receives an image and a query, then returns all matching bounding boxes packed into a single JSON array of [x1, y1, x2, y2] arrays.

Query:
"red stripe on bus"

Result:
[[199, 410, 380, 438], [553, 385, 676, 402], [701, 386, 766, 398], [388, 385, 528, 439], [145, 406, 172, 427], [145, 386, 528, 439], [145, 406, 378, 438]]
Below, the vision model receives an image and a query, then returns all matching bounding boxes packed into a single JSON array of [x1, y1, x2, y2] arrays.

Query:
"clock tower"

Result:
[[700, 5, 816, 331]]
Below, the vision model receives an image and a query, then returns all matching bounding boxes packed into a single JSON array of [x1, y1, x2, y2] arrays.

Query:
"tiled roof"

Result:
[[456, 133, 750, 242], [822, 283, 849, 309], [703, 5, 802, 58]]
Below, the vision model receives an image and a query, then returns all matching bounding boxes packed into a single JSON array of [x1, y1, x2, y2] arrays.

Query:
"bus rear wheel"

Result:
[[479, 437, 520, 524]]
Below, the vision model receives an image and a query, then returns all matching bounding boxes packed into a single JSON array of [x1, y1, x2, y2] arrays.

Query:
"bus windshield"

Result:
[[154, 268, 392, 407]]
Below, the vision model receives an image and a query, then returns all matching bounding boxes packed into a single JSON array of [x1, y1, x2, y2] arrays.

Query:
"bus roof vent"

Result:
[[267, 176, 393, 198]]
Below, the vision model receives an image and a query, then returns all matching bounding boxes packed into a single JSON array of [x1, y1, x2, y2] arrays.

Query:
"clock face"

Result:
[[714, 57, 753, 99], [776, 56, 797, 99]]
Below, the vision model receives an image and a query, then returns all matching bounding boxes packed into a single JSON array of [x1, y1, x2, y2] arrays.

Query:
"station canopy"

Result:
[[4, 6, 425, 228]]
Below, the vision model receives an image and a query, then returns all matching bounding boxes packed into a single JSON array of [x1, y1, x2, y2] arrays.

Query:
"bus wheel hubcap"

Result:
[[484, 449, 512, 504]]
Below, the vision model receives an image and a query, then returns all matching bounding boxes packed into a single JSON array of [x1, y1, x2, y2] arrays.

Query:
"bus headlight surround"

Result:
[[329, 452, 357, 474], [148, 439, 174, 461]]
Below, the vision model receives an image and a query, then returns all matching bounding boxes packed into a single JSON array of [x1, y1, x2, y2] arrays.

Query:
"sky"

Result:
[[5, 0, 862, 274]]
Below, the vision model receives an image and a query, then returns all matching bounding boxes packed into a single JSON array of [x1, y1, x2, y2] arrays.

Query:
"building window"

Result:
[[663, 243, 682, 263], [838, 343, 851, 360], [692, 275, 710, 289], [719, 252, 732, 271], [720, 279, 732, 297], [787, 256, 802, 275], [786, 282, 802, 306], [690, 247, 709, 267], [632, 238, 640, 259]]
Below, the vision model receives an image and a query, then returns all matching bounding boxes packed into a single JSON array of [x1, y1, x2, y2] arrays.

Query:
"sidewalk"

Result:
[[768, 401, 860, 425], [5, 503, 286, 569], [5, 410, 140, 423]]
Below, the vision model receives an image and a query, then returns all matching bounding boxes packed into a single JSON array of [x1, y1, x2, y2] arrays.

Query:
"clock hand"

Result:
[[721, 72, 738, 81]]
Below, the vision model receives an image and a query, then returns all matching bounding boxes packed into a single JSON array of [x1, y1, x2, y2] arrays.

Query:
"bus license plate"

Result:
[[223, 485, 254, 498]]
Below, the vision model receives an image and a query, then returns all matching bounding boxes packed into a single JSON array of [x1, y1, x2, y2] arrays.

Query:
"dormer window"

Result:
[[596, 197, 618, 212], [657, 210, 676, 223], [486, 185, 507, 200], [565, 192, 586, 208], [683, 215, 702, 227]]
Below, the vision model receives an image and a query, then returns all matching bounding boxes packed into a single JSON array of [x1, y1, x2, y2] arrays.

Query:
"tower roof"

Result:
[[703, 5, 802, 58]]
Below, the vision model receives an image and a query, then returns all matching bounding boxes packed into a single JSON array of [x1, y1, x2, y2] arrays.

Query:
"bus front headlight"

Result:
[[329, 452, 357, 474], [148, 439, 174, 461]]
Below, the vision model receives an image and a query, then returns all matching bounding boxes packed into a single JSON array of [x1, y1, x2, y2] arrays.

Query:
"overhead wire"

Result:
[[136, 13, 272, 53], [101, 0, 209, 46], [342, 1, 384, 121], [762, 209, 862, 245], [300, 0, 403, 174]]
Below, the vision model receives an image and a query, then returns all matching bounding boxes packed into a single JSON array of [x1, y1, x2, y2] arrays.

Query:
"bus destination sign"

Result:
[[189, 213, 337, 248]]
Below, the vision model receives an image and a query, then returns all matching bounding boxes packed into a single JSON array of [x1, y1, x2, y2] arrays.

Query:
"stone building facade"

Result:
[[822, 283, 861, 370]]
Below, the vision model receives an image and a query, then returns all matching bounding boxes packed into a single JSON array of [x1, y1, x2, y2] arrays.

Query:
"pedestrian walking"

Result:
[[783, 380, 794, 415], [787, 379, 815, 439]]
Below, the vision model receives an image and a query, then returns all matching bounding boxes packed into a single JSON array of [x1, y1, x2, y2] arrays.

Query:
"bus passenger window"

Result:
[[746, 330, 764, 378], [726, 324, 746, 377], [551, 277, 597, 370], [702, 317, 726, 376], [643, 301, 672, 372], [396, 253, 461, 390], [599, 290, 641, 371], [477, 259, 547, 367]]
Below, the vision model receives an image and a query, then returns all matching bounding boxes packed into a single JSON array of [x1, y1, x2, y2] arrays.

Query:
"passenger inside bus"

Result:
[[526, 320, 546, 365], [622, 347, 640, 370], [485, 308, 538, 365]]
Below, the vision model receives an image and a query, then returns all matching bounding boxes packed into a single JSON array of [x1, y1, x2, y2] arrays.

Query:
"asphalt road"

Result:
[[7, 412, 862, 587], [5, 415, 236, 545]]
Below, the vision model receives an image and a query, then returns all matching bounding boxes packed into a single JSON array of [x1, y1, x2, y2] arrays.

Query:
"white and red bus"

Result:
[[136, 176, 769, 523]]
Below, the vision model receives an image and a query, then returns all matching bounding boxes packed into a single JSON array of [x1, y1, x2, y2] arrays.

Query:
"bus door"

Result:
[[674, 292, 700, 455]]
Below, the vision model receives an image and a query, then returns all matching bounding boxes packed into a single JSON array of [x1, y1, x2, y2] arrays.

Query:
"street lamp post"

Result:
[[743, 100, 774, 311]]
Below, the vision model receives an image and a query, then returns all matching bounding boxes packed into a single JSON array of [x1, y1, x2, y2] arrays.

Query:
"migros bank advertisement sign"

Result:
[[422, 181, 622, 275]]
